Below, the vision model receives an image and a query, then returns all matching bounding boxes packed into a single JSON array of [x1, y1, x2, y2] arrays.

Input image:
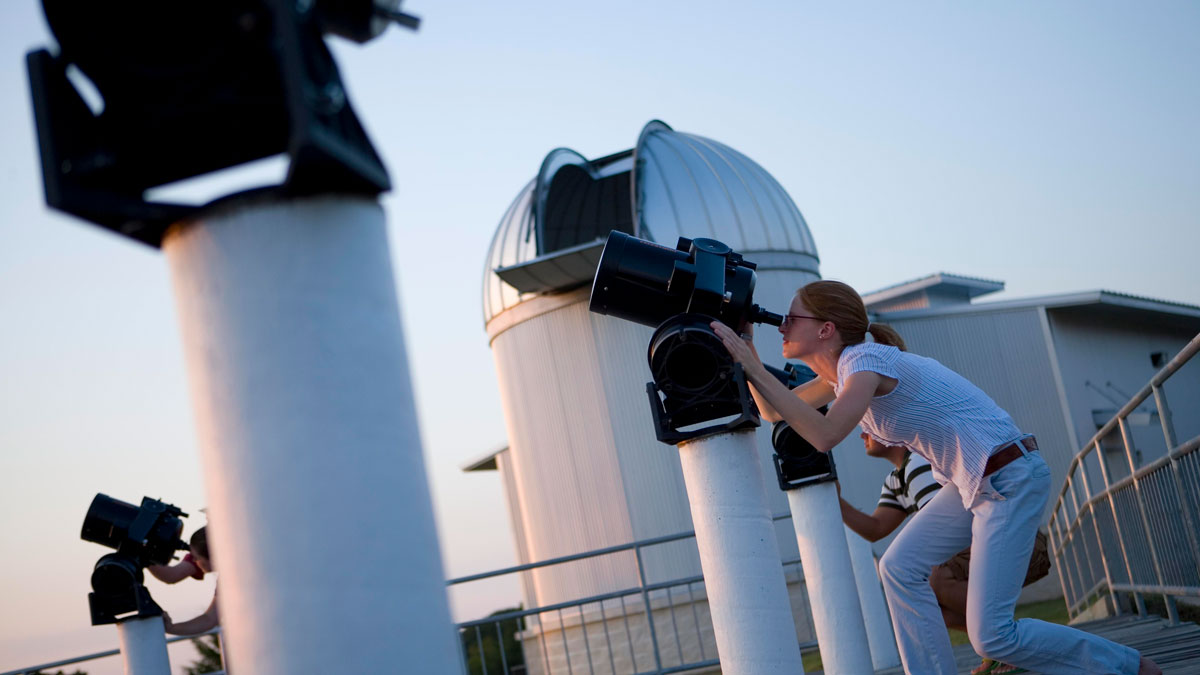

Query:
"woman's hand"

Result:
[[710, 321, 766, 378]]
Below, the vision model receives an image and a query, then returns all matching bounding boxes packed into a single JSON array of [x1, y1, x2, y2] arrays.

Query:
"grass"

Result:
[[800, 598, 1071, 672]]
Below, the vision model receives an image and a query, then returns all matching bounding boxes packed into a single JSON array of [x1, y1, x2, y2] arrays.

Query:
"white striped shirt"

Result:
[[834, 342, 1027, 509], [879, 452, 942, 513]]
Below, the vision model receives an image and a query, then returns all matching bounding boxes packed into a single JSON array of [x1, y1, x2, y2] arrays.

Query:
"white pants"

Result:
[[878, 450, 1140, 674]]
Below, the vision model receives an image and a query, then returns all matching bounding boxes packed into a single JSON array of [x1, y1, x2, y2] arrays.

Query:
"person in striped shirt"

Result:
[[840, 433, 1052, 673], [712, 280, 1158, 675]]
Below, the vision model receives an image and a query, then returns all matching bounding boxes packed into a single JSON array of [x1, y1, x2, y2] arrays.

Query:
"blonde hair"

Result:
[[797, 280, 907, 351]]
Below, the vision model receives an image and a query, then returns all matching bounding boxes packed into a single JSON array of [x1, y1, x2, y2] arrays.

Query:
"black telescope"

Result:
[[772, 419, 837, 490], [82, 494, 188, 567], [764, 364, 838, 489], [589, 230, 785, 443], [590, 230, 783, 331], [81, 494, 190, 624]]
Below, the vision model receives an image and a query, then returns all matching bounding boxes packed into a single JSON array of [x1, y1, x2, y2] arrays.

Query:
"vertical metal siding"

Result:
[[496, 449, 538, 611], [492, 310, 638, 607], [1045, 311, 1200, 468], [587, 308, 703, 585]]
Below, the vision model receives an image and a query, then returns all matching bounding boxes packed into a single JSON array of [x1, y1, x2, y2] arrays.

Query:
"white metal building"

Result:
[[865, 274, 1200, 516]]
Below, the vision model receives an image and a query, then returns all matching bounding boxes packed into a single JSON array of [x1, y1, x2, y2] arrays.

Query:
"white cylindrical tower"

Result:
[[164, 195, 460, 674]]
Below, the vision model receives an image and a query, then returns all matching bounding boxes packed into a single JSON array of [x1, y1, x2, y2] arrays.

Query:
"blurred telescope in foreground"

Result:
[[81, 494, 189, 625], [27, 0, 419, 246]]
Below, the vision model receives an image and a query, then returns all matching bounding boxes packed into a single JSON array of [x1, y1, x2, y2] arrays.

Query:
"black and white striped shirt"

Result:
[[834, 342, 1027, 508], [879, 452, 941, 513]]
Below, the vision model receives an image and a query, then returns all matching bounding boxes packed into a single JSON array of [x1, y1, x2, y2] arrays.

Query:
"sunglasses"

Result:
[[781, 314, 824, 328]]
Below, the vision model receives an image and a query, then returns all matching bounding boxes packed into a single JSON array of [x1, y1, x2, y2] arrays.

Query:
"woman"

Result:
[[147, 526, 220, 636], [711, 280, 1158, 675]]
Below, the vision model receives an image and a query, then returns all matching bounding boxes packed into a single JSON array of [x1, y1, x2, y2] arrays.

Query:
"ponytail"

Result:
[[868, 323, 906, 351]]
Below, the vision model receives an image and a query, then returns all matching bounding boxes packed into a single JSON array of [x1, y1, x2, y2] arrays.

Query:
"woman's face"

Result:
[[194, 554, 213, 574], [779, 295, 823, 359]]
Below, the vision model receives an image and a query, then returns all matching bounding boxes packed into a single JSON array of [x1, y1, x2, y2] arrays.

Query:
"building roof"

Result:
[[461, 445, 507, 472], [862, 272, 1005, 307], [874, 288, 1200, 322]]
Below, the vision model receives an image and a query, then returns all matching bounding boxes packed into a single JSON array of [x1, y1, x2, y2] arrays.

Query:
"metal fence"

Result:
[[0, 628, 223, 675], [448, 515, 818, 675], [1047, 332, 1200, 624]]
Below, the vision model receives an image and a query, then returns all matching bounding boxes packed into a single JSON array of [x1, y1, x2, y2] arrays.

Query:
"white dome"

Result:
[[482, 120, 819, 325]]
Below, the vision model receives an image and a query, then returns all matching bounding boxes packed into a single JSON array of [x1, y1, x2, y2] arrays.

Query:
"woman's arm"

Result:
[[750, 377, 835, 423], [146, 560, 200, 585], [164, 595, 219, 636], [726, 324, 835, 422], [712, 321, 878, 452]]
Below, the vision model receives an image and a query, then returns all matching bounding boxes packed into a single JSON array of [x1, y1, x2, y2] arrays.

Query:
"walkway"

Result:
[[869, 614, 1200, 675]]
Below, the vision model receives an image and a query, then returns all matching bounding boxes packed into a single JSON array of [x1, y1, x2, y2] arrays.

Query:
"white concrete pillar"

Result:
[[163, 195, 460, 674], [787, 482, 873, 674], [116, 616, 170, 675], [845, 526, 901, 670], [677, 429, 805, 674]]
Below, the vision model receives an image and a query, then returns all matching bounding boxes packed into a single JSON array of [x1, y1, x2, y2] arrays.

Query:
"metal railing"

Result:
[[6, 526, 815, 675], [1047, 332, 1200, 624], [447, 514, 818, 675], [0, 628, 222, 675]]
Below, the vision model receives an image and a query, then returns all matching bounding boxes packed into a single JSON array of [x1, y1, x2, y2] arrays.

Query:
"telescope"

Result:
[[27, 0, 418, 246], [761, 363, 838, 489], [590, 230, 783, 331], [590, 230, 783, 443], [81, 494, 190, 625]]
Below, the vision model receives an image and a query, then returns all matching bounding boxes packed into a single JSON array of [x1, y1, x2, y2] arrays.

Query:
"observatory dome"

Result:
[[482, 120, 819, 325]]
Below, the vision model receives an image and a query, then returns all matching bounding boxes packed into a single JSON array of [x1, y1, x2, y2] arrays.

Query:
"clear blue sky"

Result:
[[2, 1, 1198, 672]]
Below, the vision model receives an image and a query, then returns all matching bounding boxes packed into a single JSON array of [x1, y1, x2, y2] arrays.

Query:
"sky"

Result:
[[2, 1, 1198, 673]]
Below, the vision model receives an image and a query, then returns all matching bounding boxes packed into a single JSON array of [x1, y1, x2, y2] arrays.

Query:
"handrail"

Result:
[[7, 516, 802, 675], [446, 512, 795, 586], [1052, 333, 1200, 510], [1048, 331, 1200, 624], [448, 512, 810, 674], [0, 627, 221, 675]]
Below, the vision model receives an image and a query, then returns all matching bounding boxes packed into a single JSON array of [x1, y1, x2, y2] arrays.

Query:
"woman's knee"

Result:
[[967, 617, 1020, 661], [878, 546, 927, 587]]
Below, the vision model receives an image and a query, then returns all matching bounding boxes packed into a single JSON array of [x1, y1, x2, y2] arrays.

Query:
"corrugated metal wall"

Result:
[[496, 449, 537, 610], [491, 302, 639, 606], [1046, 311, 1200, 471], [587, 304, 701, 586]]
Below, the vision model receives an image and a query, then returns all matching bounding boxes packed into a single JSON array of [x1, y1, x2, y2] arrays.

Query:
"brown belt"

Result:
[[983, 437, 1038, 477]]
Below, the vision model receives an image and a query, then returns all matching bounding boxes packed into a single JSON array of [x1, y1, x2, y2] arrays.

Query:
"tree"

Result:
[[184, 634, 223, 675], [460, 607, 525, 675]]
